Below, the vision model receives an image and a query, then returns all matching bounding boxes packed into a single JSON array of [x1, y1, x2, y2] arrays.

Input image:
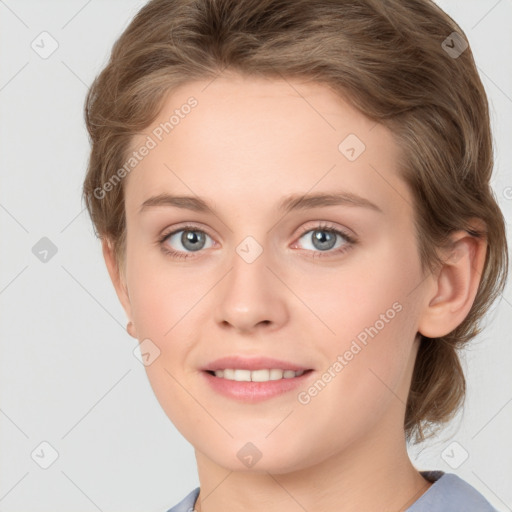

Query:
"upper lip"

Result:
[[202, 356, 311, 372]]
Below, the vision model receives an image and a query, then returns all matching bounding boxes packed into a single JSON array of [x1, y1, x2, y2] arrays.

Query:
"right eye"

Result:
[[158, 225, 215, 259]]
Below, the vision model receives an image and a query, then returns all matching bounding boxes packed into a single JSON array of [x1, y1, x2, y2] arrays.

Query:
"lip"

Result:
[[200, 356, 314, 403], [202, 356, 311, 372], [202, 370, 314, 402]]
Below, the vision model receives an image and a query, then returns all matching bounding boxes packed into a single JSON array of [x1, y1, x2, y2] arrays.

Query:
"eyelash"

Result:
[[157, 222, 357, 260]]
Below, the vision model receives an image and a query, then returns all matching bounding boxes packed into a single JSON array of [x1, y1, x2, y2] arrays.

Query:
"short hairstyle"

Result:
[[82, 0, 509, 444]]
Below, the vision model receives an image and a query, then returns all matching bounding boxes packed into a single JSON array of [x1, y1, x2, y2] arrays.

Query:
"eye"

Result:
[[158, 225, 214, 259], [157, 222, 356, 261], [294, 223, 355, 257]]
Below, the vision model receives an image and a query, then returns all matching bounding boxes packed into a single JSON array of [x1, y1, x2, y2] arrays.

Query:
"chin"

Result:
[[197, 435, 331, 475]]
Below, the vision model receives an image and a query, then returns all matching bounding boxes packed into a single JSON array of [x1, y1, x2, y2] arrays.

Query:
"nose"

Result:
[[214, 245, 289, 334]]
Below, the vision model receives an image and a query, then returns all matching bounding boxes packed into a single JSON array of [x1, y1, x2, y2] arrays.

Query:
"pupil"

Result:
[[313, 230, 336, 251], [182, 231, 205, 251]]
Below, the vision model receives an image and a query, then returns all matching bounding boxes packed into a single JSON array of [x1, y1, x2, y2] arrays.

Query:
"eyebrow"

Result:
[[138, 191, 383, 215]]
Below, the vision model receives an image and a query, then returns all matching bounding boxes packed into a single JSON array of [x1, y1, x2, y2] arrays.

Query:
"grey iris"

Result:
[[182, 231, 206, 251], [312, 230, 336, 251]]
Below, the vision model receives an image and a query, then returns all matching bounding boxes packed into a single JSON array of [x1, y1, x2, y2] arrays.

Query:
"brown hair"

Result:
[[82, 0, 509, 444]]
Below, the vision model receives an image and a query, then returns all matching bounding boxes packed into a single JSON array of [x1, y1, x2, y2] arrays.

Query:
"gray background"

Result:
[[0, 1, 511, 510]]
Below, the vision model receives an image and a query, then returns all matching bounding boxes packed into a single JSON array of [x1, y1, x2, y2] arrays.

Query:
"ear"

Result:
[[101, 238, 137, 338], [417, 221, 487, 338]]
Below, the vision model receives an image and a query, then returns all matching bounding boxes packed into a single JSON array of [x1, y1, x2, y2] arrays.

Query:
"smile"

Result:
[[209, 369, 306, 381], [202, 368, 313, 402]]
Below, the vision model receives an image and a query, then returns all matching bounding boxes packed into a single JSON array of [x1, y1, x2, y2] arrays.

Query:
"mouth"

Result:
[[200, 357, 314, 402], [205, 368, 310, 381], [201, 369, 314, 402]]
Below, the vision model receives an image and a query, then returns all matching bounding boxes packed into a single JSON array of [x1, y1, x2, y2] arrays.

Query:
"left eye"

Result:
[[296, 228, 350, 252]]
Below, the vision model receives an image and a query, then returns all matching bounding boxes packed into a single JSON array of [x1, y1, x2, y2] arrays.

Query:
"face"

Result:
[[116, 74, 429, 474]]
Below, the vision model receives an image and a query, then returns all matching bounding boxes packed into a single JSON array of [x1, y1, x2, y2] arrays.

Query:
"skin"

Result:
[[102, 73, 487, 512]]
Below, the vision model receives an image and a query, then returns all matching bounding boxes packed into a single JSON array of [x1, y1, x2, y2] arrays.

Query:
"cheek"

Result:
[[294, 245, 418, 349], [125, 247, 206, 339], [296, 244, 421, 407], [288, 307, 418, 463], [316, 297, 415, 404]]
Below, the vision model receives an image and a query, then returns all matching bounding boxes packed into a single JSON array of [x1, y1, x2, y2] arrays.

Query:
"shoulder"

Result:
[[164, 487, 200, 512], [166, 475, 499, 512], [407, 471, 499, 512]]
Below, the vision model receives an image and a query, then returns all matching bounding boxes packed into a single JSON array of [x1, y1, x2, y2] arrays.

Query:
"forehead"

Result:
[[124, 74, 410, 218]]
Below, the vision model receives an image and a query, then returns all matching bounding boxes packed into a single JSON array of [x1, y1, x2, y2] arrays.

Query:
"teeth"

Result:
[[213, 369, 305, 382], [234, 369, 251, 381]]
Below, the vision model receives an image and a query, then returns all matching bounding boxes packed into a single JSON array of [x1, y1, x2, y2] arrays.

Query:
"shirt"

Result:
[[165, 470, 499, 512]]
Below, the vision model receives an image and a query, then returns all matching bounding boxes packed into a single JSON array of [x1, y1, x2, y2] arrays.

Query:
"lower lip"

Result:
[[201, 370, 313, 402]]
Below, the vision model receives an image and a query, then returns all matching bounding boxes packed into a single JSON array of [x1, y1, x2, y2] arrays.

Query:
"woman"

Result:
[[82, 1, 508, 510]]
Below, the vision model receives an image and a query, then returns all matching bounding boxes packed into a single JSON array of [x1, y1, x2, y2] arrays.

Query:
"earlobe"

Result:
[[417, 226, 487, 339], [126, 320, 137, 338], [101, 238, 135, 334]]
